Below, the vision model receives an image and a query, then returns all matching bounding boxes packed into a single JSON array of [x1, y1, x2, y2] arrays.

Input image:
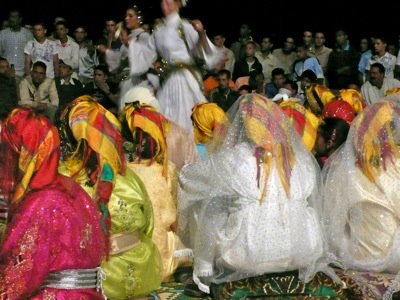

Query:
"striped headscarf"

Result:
[[120, 102, 170, 176], [305, 84, 336, 116], [338, 88, 366, 114], [1, 108, 60, 206], [191, 102, 228, 144], [353, 99, 400, 182], [239, 94, 295, 201], [58, 95, 125, 237], [279, 101, 319, 151]]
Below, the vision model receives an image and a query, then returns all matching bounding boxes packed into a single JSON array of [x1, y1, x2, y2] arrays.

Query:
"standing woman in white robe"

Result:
[[129, 0, 221, 137]]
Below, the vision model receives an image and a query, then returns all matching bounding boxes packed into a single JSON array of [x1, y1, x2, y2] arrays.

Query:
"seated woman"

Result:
[[322, 96, 400, 298], [0, 107, 105, 299], [176, 93, 334, 293], [57, 96, 162, 299], [119, 102, 192, 282]]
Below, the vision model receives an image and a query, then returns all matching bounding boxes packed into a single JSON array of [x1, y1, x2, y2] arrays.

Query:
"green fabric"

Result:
[[210, 271, 345, 299]]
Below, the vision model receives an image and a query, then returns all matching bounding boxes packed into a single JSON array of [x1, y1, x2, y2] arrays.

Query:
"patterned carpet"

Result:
[[150, 268, 400, 300]]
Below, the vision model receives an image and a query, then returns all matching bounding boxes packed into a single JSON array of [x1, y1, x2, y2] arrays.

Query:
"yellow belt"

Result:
[[110, 231, 141, 255]]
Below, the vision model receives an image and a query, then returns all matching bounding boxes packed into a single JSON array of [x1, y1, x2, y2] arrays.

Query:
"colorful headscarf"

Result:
[[1, 108, 60, 205], [120, 102, 170, 176], [191, 102, 228, 144], [279, 101, 319, 151], [353, 99, 400, 182], [58, 95, 125, 238], [240, 94, 295, 201], [385, 87, 400, 97], [338, 88, 366, 114], [322, 99, 356, 126], [305, 84, 336, 116]]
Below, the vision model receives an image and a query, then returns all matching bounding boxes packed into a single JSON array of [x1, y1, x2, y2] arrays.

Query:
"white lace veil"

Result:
[[322, 95, 400, 297], [177, 94, 333, 292]]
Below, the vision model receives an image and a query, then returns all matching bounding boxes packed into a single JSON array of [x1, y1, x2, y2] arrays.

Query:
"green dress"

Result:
[[59, 164, 163, 299]]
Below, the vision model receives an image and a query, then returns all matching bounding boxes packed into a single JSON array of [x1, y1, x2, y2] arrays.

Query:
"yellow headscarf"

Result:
[[305, 84, 336, 116], [191, 102, 228, 144], [353, 100, 400, 182], [338, 88, 366, 114], [120, 103, 170, 176]]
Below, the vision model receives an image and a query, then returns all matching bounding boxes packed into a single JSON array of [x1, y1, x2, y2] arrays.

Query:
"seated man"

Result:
[[209, 69, 241, 112], [19, 61, 59, 122]]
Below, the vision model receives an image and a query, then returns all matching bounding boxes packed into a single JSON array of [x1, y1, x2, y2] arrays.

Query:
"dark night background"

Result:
[[1, 1, 399, 50]]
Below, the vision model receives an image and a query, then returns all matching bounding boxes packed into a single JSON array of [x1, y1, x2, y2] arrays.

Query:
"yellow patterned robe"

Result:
[[128, 160, 192, 282]]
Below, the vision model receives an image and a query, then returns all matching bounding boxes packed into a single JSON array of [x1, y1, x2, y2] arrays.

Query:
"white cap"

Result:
[[121, 86, 161, 111], [271, 88, 292, 102]]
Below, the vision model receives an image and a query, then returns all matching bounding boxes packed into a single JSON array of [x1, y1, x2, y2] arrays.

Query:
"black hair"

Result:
[[318, 117, 349, 150]]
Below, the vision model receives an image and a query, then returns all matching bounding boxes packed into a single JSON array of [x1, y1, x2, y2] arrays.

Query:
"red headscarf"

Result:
[[322, 99, 356, 125], [1, 108, 60, 206]]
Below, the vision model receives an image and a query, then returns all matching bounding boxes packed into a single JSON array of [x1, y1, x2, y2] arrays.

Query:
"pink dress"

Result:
[[0, 175, 106, 299]]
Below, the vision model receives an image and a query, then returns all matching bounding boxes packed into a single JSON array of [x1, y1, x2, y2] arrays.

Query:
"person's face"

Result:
[[142, 23, 151, 33], [2, 20, 9, 30], [373, 39, 386, 53], [313, 131, 328, 157], [55, 24, 68, 39], [161, 0, 180, 17], [105, 21, 117, 34], [273, 74, 286, 88], [94, 70, 107, 83], [217, 74, 230, 89], [296, 47, 307, 59], [360, 38, 369, 52], [8, 11, 22, 27], [335, 31, 348, 45], [369, 67, 385, 86], [301, 78, 312, 90], [245, 43, 255, 57], [119, 29, 130, 46], [284, 83, 297, 96], [303, 31, 313, 46], [314, 33, 325, 47], [213, 35, 225, 47], [58, 64, 72, 77], [33, 25, 47, 40], [239, 24, 251, 37], [31, 66, 46, 84], [283, 38, 295, 51], [125, 8, 141, 30], [74, 27, 87, 43], [0, 60, 9, 74], [388, 44, 398, 56], [261, 38, 272, 51]]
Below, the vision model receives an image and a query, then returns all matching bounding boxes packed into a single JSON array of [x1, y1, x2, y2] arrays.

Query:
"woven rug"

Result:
[[153, 268, 400, 299]]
